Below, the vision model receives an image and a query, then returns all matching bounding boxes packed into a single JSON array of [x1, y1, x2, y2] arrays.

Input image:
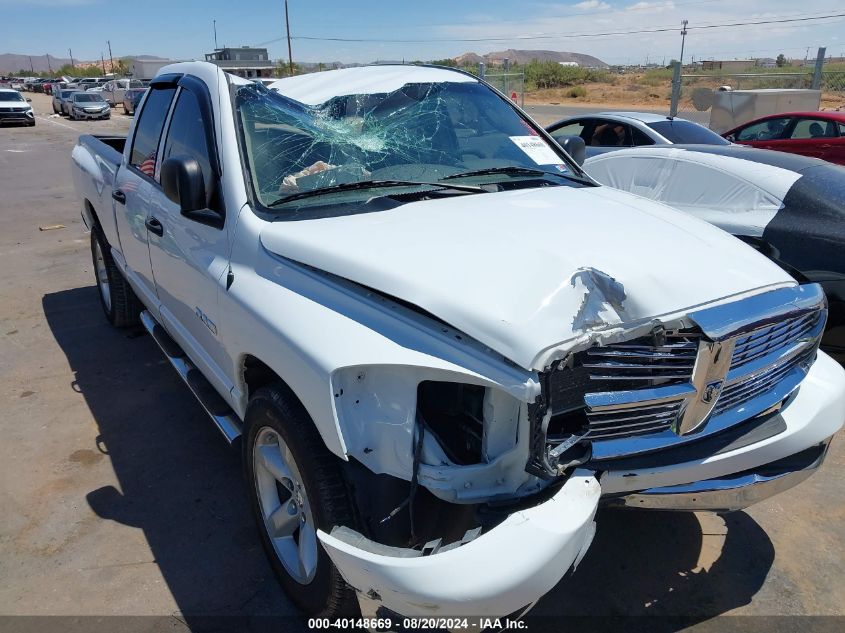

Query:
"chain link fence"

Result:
[[479, 70, 525, 108], [669, 58, 845, 127]]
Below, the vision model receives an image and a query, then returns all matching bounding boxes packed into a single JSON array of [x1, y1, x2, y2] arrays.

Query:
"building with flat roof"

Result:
[[204, 47, 276, 78]]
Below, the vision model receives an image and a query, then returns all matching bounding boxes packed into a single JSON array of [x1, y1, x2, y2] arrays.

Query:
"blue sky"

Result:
[[1, 0, 843, 65]]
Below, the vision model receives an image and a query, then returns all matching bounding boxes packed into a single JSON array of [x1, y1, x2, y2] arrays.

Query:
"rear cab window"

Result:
[[129, 87, 176, 179]]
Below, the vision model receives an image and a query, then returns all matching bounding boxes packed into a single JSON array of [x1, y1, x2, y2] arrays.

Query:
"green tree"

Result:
[[776, 53, 787, 67]]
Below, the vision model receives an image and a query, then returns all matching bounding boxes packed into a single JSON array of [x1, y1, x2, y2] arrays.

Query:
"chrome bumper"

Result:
[[606, 439, 831, 512]]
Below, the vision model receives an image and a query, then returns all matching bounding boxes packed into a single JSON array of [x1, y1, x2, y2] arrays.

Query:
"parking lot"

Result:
[[1, 91, 844, 631]]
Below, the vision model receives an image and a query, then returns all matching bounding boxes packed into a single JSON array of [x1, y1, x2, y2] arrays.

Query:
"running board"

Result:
[[140, 310, 242, 443]]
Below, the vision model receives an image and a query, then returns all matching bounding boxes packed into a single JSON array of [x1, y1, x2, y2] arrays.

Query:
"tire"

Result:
[[53, 105, 59, 114], [244, 385, 360, 617], [90, 223, 141, 327]]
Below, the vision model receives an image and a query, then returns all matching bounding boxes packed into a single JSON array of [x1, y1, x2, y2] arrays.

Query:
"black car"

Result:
[[583, 144, 845, 358]]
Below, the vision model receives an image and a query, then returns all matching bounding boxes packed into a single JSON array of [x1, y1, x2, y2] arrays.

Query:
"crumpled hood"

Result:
[[260, 185, 793, 370]]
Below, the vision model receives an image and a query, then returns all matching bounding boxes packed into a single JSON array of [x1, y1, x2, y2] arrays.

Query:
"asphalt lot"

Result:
[[0, 92, 843, 631]]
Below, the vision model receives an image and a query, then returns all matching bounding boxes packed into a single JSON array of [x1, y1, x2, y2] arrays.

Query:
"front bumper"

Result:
[[318, 472, 600, 618], [607, 438, 830, 511], [0, 110, 34, 124], [599, 351, 845, 506], [72, 109, 110, 120]]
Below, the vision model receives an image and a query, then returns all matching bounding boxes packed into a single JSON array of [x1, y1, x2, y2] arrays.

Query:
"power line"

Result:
[[277, 12, 845, 44]]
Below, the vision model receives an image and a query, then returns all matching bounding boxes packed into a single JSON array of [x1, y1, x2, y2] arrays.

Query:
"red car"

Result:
[[723, 111, 845, 165]]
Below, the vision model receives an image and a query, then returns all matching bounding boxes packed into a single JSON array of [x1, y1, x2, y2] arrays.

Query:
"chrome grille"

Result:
[[731, 311, 821, 370], [583, 339, 698, 382], [579, 302, 823, 454], [714, 345, 816, 415], [586, 400, 684, 439]]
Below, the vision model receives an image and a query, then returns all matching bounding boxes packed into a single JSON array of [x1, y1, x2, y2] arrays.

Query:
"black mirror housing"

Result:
[[161, 156, 206, 212], [555, 135, 587, 167]]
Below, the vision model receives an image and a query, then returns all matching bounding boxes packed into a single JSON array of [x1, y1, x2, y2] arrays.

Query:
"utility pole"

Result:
[[679, 19, 688, 68], [101, 53, 107, 75], [29, 56, 34, 73], [68, 48, 75, 71], [107, 40, 114, 75], [284, 0, 294, 76], [213, 19, 218, 50], [47, 54, 52, 73]]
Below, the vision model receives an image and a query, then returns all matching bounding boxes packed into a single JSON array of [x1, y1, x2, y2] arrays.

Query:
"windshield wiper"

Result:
[[442, 166, 591, 184], [266, 179, 485, 208]]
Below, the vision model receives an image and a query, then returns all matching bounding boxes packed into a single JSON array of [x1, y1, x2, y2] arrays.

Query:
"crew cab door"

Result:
[[145, 76, 233, 397], [113, 83, 177, 309]]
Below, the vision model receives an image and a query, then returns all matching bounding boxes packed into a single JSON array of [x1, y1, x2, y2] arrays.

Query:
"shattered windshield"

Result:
[[235, 80, 580, 210]]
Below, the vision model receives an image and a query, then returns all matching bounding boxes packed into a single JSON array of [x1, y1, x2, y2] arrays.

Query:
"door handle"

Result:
[[820, 144, 832, 149], [145, 216, 164, 237], [112, 189, 126, 204]]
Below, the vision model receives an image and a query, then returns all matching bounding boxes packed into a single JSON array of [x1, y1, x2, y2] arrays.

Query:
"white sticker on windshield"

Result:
[[509, 135, 562, 165]]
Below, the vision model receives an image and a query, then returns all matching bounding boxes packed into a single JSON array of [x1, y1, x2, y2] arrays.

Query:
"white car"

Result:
[[100, 78, 144, 106], [0, 88, 35, 126], [71, 62, 845, 620]]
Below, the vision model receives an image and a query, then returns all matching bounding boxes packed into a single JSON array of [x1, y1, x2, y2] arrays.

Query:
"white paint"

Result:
[[260, 184, 793, 371], [268, 65, 476, 105], [319, 471, 600, 617]]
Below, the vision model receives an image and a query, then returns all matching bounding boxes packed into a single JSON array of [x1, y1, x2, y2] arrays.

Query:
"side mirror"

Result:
[[161, 156, 224, 229], [26, 97, 32, 102], [161, 156, 207, 212], [725, 134, 735, 142], [556, 135, 586, 167]]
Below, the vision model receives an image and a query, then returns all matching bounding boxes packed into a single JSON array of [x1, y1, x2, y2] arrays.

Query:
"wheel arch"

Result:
[[239, 353, 348, 459]]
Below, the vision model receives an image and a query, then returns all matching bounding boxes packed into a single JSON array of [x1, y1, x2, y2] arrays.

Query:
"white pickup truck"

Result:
[[72, 62, 845, 620]]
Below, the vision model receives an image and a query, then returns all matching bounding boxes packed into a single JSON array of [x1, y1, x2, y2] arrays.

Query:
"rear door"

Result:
[[145, 76, 232, 395], [112, 82, 177, 309], [784, 117, 840, 160]]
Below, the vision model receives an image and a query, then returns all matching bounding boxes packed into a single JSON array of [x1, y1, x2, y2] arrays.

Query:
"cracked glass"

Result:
[[235, 79, 578, 211]]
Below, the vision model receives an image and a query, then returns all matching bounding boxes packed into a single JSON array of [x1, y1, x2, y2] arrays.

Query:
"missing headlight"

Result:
[[417, 381, 485, 465]]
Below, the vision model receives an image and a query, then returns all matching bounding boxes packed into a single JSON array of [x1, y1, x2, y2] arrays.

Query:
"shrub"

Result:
[[567, 85, 587, 98]]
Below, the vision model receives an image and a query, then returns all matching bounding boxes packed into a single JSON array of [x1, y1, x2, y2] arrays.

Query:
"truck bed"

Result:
[[71, 134, 127, 249]]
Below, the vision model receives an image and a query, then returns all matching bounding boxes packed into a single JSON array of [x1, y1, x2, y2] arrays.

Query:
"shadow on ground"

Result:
[[43, 285, 775, 632]]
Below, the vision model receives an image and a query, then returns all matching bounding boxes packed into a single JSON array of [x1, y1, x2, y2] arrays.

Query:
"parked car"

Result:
[[546, 112, 730, 158], [0, 88, 35, 126], [53, 88, 80, 114], [723, 111, 845, 165], [121, 87, 146, 115], [101, 78, 144, 107], [583, 144, 845, 358], [72, 62, 845, 620], [68, 92, 110, 120], [76, 77, 105, 91]]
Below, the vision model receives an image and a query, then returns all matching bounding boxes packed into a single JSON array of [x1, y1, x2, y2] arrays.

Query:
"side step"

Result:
[[140, 310, 242, 443]]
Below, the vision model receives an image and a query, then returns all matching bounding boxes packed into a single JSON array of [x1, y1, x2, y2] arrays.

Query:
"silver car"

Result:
[[546, 111, 730, 158], [68, 92, 110, 120]]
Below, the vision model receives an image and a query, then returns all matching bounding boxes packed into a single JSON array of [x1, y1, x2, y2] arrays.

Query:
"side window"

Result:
[[550, 120, 587, 143], [630, 127, 655, 146], [590, 120, 631, 147], [129, 87, 176, 178], [161, 88, 214, 190], [735, 118, 791, 141], [790, 118, 836, 139]]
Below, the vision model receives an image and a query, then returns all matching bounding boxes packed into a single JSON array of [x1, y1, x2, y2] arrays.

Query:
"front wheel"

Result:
[[244, 386, 359, 617], [90, 224, 140, 327]]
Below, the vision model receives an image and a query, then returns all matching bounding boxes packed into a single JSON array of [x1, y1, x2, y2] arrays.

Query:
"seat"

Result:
[[809, 122, 824, 138]]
